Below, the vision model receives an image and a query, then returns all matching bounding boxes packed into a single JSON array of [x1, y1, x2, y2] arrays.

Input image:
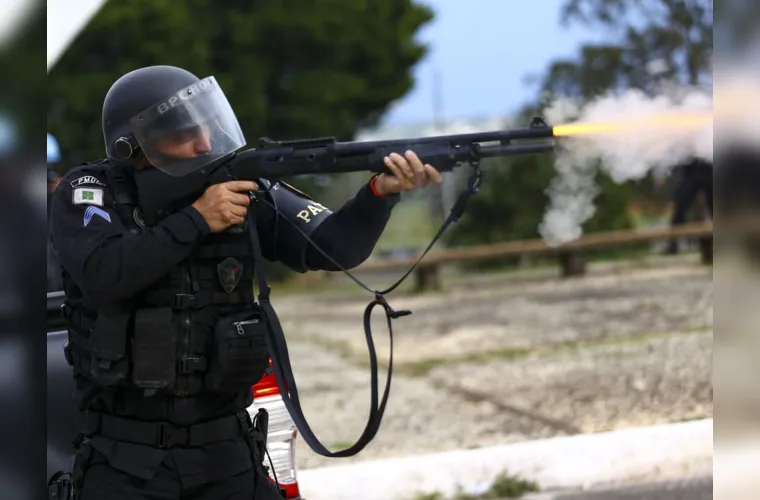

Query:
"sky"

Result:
[[382, 0, 611, 126]]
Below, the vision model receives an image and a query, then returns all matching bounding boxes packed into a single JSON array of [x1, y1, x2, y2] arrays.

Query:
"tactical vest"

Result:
[[63, 161, 270, 397]]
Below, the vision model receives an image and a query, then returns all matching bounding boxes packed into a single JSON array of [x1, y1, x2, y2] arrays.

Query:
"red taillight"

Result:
[[253, 370, 280, 398], [253, 358, 287, 399]]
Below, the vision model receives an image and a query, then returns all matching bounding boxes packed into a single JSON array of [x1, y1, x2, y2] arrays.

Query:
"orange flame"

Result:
[[552, 111, 712, 137]]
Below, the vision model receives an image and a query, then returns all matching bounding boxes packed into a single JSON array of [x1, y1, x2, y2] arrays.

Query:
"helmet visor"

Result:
[[130, 76, 246, 177]]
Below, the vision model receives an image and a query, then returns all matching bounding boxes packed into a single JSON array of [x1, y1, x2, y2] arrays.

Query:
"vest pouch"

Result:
[[89, 306, 132, 387], [205, 310, 269, 393], [130, 307, 177, 390]]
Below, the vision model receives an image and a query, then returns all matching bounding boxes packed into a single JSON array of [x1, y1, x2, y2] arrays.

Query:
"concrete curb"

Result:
[[296, 419, 713, 500]]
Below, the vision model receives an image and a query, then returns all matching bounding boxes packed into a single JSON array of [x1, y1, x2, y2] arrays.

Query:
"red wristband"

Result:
[[369, 175, 386, 198]]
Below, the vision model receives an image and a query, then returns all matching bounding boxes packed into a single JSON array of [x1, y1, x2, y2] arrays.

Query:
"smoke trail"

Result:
[[538, 86, 714, 246]]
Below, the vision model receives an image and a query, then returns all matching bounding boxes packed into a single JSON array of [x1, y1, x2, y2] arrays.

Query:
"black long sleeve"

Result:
[[305, 183, 400, 271], [50, 172, 210, 306]]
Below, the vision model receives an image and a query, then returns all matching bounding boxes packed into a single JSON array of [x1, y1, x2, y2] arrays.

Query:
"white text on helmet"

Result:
[[156, 77, 215, 115]]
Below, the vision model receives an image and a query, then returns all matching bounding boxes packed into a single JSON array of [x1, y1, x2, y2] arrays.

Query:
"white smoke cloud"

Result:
[[537, 42, 760, 246], [538, 86, 713, 245]]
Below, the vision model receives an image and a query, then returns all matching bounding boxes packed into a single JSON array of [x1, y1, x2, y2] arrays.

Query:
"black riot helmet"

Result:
[[101, 65, 246, 176]]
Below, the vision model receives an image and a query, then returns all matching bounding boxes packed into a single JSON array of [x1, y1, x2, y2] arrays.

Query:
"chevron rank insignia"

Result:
[[83, 206, 111, 226]]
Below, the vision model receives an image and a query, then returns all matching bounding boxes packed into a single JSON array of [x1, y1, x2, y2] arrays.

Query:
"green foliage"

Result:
[[450, 471, 540, 499], [583, 167, 637, 234], [558, 0, 712, 87], [482, 471, 540, 498], [445, 154, 556, 247], [47, 0, 433, 198], [410, 492, 444, 500], [408, 470, 539, 500], [446, 155, 636, 249]]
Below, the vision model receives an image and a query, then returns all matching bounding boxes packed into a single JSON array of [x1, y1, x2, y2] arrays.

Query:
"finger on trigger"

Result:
[[229, 180, 258, 193]]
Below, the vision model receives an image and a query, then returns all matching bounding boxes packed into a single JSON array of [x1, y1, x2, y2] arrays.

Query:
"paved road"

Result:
[[523, 476, 712, 500]]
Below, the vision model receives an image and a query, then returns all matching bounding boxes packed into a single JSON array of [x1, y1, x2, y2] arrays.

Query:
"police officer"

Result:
[[48, 65, 442, 500], [665, 156, 713, 255]]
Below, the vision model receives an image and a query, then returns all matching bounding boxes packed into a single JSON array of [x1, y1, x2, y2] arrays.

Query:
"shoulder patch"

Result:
[[70, 175, 106, 188], [277, 181, 313, 201], [72, 187, 104, 207]]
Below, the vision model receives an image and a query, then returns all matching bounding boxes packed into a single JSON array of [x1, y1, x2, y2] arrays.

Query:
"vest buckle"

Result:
[[177, 356, 207, 374], [172, 294, 195, 309]]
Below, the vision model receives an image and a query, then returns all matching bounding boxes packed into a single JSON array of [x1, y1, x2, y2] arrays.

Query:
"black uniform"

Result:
[[670, 158, 713, 224], [49, 160, 399, 500], [667, 158, 713, 254]]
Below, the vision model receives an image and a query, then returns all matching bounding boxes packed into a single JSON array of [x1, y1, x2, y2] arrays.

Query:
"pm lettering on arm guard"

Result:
[[296, 202, 329, 223]]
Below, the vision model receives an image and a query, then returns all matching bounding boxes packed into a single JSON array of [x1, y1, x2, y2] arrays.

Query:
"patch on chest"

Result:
[[217, 257, 244, 293]]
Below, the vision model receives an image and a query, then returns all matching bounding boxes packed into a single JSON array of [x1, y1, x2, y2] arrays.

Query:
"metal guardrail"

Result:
[[355, 221, 715, 290]]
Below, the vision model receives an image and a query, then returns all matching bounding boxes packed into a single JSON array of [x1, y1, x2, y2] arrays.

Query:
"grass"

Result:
[[329, 441, 355, 450], [303, 336, 356, 361], [407, 470, 540, 500], [302, 325, 712, 378], [484, 472, 541, 498], [396, 348, 531, 377], [390, 326, 712, 377], [454, 471, 540, 499], [410, 493, 445, 500]]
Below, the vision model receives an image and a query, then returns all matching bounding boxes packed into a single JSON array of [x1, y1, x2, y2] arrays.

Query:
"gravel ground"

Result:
[[271, 257, 714, 470]]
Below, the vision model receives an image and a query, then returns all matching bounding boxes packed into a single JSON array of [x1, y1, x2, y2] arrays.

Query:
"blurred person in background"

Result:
[[48, 65, 441, 500], [664, 157, 713, 255], [47, 133, 63, 292]]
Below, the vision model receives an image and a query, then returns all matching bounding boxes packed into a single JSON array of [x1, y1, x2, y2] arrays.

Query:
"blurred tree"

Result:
[[47, 0, 434, 195], [559, 0, 712, 86], [536, 0, 713, 99]]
